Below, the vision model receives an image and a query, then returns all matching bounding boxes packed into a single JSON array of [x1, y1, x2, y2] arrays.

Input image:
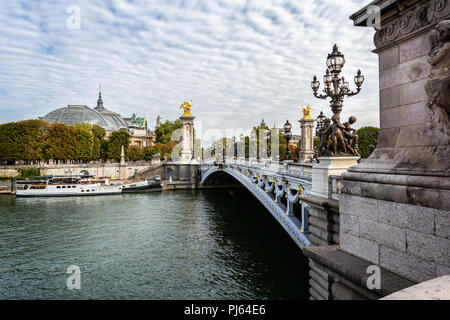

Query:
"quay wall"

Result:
[[0, 161, 160, 179]]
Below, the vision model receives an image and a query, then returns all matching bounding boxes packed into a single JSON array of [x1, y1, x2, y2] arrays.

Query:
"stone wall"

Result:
[[0, 161, 159, 179], [341, 0, 450, 283], [340, 193, 449, 282]]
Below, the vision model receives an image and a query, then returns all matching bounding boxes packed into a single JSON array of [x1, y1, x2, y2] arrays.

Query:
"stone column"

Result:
[[119, 145, 126, 179], [299, 117, 315, 163], [179, 114, 195, 164]]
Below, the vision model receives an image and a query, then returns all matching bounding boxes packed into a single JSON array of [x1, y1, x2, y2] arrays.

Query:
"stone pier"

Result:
[[303, 0, 450, 300], [298, 117, 315, 163]]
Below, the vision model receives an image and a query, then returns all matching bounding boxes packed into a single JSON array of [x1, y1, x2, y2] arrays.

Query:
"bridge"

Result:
[[200, 159, 313, 249]]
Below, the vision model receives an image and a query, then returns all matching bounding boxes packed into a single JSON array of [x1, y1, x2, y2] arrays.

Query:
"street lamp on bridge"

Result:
[[311, 44, 364, 156], [283, 120, 293, 161]]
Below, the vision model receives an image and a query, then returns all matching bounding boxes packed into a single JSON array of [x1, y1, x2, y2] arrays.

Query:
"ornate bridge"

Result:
[[200, 159, 313, 249]]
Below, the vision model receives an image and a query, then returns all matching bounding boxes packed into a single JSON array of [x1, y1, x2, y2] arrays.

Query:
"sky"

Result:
[[0, 0, 378, 137]]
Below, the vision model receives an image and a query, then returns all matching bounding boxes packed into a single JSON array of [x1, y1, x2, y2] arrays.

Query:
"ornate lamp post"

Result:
[[311, 44, 364, 121], [315, 111, 326, 137], [265, 126, 271, 157], [283, 120, 293, 161], [311, 44, 364, 156]]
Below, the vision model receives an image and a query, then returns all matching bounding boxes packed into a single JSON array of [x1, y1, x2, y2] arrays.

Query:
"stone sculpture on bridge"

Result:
[[311, 44, 364, 157], [425, 19, 450, 136]]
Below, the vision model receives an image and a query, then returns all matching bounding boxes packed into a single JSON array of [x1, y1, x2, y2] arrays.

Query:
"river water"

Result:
[[0, 189, 309, 299]]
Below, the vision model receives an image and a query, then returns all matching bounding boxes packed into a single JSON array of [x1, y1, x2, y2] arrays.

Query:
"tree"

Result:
[[74, 126, 94, 161], [106, 130, 131, 160], [355, 126, 380, 158], [22, 120, 48, 161], [127, 145, 144, 161], [155, 120, 182, 144], [157, 141, 178, 160], [0, 122, 25, 162], [88, 124, 106, 160], [44, 123, 77, 160], [144, 145, 162, 160]]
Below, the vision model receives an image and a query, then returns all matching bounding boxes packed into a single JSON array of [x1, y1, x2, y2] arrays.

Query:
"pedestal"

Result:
[[179, 115, 195, 164], [310, 157, 359, 199], [299, 118, 315, 163]]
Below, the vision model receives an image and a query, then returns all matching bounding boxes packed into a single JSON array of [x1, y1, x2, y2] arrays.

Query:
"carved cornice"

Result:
[[374, 0, 450, 49]]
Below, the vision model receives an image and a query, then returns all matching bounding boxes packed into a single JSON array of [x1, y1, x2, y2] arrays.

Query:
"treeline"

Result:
[[0, 120, 131, 162], [0, 119, 185, 163], [125, 119, 183, 161]]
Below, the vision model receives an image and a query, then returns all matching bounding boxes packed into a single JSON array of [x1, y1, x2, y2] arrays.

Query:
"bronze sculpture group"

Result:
[[311, 45, 365, 158], [317, 114, 360, 157]]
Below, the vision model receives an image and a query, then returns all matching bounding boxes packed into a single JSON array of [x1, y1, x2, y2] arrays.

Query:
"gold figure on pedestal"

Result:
[[302, 105, 313, 119], [179, 100, 193, 116]]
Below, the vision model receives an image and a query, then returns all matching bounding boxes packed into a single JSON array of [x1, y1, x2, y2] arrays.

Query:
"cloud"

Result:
[[0, 0, 377, 136]]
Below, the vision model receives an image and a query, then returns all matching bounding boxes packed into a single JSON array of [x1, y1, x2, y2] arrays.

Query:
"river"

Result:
[[0, 189, 309, 299]]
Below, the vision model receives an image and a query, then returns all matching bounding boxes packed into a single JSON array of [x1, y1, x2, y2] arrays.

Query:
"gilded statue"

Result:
[[179, 100, 193, 116], [302, 105, 312, 119]]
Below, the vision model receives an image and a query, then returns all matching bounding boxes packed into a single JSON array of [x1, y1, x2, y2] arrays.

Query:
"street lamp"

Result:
[[311, 44, 364, 156], [283, 120, 293, 161], [315, 111, 326, 137], [265, 126, 271, 157], [311, 44, 364, 118]]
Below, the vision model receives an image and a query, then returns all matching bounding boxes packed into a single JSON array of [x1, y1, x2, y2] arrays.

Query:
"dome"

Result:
[[42, 105, 125, 131], [96, 109, 127, 131]]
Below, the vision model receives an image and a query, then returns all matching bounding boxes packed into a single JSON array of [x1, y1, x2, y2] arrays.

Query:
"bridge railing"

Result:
[[201, 157, 312, 180]]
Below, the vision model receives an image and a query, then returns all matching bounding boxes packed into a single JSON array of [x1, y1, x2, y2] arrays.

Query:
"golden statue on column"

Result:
[[302, 105, 313, 119], [179, 100, 193, 116]]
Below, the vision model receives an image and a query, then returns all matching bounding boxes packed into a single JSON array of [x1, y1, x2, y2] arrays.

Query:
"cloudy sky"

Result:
[[0, 0, 377, 136]]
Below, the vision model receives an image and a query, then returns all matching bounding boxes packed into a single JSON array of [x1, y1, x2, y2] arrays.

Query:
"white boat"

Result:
[[16, 176, 122, 197], [122, 179, 161, 193]]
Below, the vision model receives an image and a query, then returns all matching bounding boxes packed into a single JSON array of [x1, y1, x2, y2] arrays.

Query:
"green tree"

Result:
[[91, 125, 106, 160], [18, 168, 41, 179], [74, 126, 94, 161], [22, 120, 48, 161], [127, 145, 144, 161], [73, 123, 106, 161], [144, 145, 162, 160], [44, 123, 77, 160], [106, 130, 131, 160], [355, 126, 380, 158], [155, 120, 182, 144], [0, 122, 25, 161], [313, 137, 320, 151]]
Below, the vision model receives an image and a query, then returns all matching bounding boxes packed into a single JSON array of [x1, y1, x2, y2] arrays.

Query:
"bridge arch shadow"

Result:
[[201, 165, 310, 249]]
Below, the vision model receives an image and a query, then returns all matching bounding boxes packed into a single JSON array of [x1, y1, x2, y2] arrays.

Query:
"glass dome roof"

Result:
[[42, 105, 126, 131]]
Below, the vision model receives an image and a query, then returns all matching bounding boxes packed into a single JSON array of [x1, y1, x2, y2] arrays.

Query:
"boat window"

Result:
[[57, 186, 61, 189], [62, 186, 66, 189], [81, 190, 84, 192]]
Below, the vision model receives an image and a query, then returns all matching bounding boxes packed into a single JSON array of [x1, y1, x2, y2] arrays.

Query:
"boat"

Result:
[[122, 179, 162, 193], [16, 175, 122, 197]]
